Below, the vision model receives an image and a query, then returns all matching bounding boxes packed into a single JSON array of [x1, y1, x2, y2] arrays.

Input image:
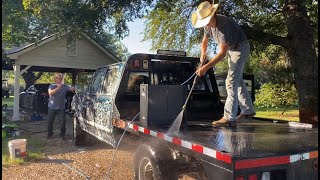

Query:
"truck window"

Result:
[[88, 68, 106, 94], [126, 72, 149, 94], [102, 67, 118, 95]]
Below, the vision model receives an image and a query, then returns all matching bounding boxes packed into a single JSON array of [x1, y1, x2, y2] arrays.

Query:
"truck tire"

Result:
[[134, 142, 178, 180], [73, 116, 88, 146]]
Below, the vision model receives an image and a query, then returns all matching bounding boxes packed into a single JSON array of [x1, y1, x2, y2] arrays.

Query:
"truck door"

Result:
[[93, 66, 120, 147], [82, 68, 107, 126]]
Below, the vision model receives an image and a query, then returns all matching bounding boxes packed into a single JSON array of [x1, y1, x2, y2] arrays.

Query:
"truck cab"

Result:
[[72, 50, 224, 146]]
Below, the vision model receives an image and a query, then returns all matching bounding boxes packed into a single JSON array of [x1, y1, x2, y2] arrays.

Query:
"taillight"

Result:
[[236, 173, 262, 180], [248, 174, 258, 180], [236, 176, 244, 180]]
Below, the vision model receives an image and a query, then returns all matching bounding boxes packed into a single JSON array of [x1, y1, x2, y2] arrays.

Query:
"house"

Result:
[[3, 32, 120, 121]]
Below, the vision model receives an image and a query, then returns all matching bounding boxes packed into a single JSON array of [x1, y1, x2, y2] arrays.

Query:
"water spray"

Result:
[[168, 60, 206, 134]]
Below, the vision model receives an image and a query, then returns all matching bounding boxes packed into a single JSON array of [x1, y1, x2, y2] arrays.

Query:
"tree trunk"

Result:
[[21, 71, 44, 89], [284, 1, 318, 125]]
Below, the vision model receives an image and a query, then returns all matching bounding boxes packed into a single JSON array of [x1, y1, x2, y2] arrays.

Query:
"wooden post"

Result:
[[12, 64, 21, 121]]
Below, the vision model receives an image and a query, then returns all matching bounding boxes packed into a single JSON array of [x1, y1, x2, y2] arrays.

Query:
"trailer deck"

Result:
[[177, 119, 318, 159], [114, 118, 318, 170]]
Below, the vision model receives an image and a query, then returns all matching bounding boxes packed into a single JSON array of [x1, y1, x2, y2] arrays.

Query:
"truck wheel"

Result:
[[134, 143, 178, 180], [73, 116, 87, 146]]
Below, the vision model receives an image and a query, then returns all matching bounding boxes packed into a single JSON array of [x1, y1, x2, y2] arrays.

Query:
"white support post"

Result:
[[12, 64, 21, 121]]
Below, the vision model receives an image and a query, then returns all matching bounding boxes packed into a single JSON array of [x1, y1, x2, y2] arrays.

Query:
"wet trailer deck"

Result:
[[174, 119, 318, 160], [114, 118, 318, 178]]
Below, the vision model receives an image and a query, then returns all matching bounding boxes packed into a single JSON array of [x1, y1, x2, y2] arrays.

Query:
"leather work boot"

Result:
[[236, 112, 256, 121], [212, 117, 229, 126]]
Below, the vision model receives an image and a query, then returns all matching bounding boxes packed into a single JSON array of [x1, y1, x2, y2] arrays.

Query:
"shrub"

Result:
[[255, 83, 298, 108]]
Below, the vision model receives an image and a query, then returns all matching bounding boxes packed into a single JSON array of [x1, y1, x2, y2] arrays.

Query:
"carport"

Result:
[[4, 32, 120, 121]]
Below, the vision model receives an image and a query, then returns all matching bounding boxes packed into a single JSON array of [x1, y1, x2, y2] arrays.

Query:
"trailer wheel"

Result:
[[73, 116, 88, 146], [134, 143, 178, 180]]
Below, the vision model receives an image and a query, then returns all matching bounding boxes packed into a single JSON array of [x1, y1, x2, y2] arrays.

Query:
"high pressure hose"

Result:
[[106, 112, 140, 179], [180, 72, 196, 85]]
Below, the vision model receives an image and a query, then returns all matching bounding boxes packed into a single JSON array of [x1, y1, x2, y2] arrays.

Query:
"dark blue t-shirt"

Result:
[[48, 84, 70, 109], [204, 14, 247, 50]]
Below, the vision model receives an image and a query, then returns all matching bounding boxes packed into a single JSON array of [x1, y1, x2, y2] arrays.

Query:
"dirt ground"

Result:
[[2, 113, 194, 180]]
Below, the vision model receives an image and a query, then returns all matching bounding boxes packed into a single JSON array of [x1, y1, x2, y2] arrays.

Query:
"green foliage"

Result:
[[144, 1, 201, 55], [2, 155, 24, 166], [21, 0, 153, 40], [35, 72, 93, 90], [2, 97, 14, 108], [255, 83, 298, 108], [86, 31, 130, 61], [249, 45, 294, 85], [2, 0, 34, 47], [213, 57, 229, 73]]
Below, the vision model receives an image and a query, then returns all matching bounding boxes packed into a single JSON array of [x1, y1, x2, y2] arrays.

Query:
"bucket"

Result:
[[8, 139, 27, 159]]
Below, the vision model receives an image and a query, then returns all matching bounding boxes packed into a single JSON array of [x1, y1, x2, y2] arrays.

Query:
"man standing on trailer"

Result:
[[191, 1, 255, 126]]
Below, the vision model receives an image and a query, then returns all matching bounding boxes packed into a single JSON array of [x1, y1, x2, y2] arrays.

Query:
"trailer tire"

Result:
[[73, 116, 88, 146], [134, 143, 178, 180]]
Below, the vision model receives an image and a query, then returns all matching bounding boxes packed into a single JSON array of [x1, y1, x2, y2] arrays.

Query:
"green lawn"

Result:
[[2, 96, 14, 107], [2, 96, 46, 166], [254, 105, 299, 121]]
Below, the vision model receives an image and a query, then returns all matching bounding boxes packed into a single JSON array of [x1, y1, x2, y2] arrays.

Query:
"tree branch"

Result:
[[270, 5, 282, 13], [241, 24, 289, 49]]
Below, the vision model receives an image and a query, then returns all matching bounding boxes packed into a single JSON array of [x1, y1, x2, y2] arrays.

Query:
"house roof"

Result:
[[2, 32, 121, 72], [5, 32, 120, 62]]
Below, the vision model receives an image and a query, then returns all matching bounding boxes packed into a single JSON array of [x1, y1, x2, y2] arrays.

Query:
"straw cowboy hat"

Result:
[[191, 1, 219, 28]]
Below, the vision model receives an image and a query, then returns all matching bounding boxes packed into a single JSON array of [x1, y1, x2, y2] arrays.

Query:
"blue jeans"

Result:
[[47, 108, 66, 136], [224, 43, 255, 121]]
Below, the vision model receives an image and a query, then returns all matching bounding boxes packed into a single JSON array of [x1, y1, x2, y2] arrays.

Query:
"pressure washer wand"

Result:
[[182, 74, 199, 110]]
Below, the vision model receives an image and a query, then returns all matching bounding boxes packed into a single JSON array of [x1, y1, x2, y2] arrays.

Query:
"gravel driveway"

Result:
[[2, 115, 194, 180]]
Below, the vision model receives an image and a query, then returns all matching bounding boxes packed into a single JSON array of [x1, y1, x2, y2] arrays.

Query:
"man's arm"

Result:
[[196, 42, 229, 76], [48, 84, 63, 95], [200, 35, 209, 63]]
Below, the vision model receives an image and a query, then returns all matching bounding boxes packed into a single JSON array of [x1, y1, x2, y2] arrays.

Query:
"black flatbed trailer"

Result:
[[72, 50, 318, 180]]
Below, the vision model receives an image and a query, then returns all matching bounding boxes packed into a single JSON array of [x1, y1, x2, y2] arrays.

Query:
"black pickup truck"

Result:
[[71, 50, 318, 180]]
